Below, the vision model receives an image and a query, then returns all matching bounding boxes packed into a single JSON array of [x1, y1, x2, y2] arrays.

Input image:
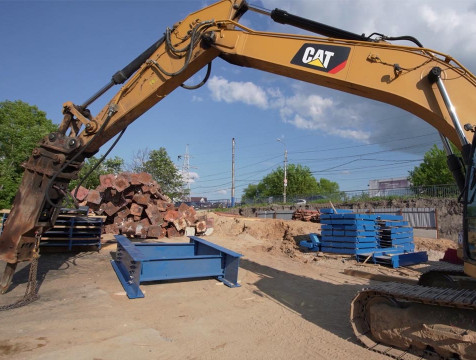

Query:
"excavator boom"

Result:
[[0, 0, 246, 269], [1, 1, 476, 357]]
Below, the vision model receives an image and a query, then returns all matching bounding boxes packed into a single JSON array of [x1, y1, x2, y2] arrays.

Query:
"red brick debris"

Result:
[[74, 172, 211, 239]]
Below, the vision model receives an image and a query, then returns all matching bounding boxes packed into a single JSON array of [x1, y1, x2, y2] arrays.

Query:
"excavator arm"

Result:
[[1, 0, 476, 315], [0, 0, 247, 276], [0, 0, 249, 291]]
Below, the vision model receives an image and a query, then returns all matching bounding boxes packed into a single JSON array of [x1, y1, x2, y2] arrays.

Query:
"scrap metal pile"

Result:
[[73, 172, 212, 239], [292, 209, 320, 222]]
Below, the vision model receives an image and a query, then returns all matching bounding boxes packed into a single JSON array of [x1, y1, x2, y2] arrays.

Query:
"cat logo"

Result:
[[291, 44, 351, 74]]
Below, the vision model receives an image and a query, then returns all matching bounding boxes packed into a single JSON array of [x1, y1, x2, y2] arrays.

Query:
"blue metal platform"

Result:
[[356, 251, 428, 268], [111, 235, 242, 299]]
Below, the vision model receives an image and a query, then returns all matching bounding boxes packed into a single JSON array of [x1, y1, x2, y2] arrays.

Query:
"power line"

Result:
[[192, 141, 429, 185], [191, 131, 436, 168], [291, 132, 436, 155], [189, 129, 439, 196], [312, 158, 422, 174]]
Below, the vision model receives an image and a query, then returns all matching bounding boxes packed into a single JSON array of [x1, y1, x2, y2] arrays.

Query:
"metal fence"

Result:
[[253, 207, 437, 230], [367, 207, 437, 229], [238, 184, 459, 206]]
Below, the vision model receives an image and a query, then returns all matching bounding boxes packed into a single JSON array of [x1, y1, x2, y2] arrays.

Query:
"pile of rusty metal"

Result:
[[73, 172, 212, 239], [292, 208, 320, 222]]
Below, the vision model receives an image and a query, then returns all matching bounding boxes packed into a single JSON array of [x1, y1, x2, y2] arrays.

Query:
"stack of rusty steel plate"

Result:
[[73, 172, 212, 239], [292, 208, 320, 222]]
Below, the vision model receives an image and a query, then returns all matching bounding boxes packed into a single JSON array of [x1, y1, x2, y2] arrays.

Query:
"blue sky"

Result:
[[1, 0, 475, 201]]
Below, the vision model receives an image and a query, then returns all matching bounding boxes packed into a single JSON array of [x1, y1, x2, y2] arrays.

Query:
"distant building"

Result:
[[190, 196, 207, 203], [368, 177, 411, 197]]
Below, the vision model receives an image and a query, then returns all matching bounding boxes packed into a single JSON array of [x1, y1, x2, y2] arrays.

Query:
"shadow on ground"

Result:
[[1, 249, 99, 298], [239, 258, 364, 344]]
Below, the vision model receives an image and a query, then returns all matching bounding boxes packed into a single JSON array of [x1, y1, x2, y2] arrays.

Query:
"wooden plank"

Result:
[[41, 237, 101, 241], [57, 214, 106, 219], [50, 225, 102, 229]]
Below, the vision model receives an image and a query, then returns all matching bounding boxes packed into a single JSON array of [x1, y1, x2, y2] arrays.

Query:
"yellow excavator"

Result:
[[1, 0, 475, 358]]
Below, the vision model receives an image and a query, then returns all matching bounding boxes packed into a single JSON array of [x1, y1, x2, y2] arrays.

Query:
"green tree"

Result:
[[69, 156, 124, 191], [131, 147, 186, 200], [242, 184, 260, 200], [0, 100, 57, 208], [317, 178, 340, 194], [408, 144, 457, 186], [242, 164, 338, 201]]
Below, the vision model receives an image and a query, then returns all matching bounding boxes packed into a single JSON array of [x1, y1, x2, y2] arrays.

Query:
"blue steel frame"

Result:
[[1, 212, 102, 250], [111, 235, 242, 299], [299, 233, 321, 252]]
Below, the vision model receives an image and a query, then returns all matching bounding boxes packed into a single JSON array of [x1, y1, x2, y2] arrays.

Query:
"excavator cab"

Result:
[[463, 130, 476, 276]]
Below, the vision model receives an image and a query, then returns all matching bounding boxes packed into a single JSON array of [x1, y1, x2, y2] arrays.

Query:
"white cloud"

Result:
[[257, 0, 476, 70], [205, 0, 475, 151], [205, 74, 443, 152], [180, 171, 199, 184], [207, 76, 269, 109], [207, 76, 371, 142], [216, 189, 227, 195], [418, 4, 476, 57]]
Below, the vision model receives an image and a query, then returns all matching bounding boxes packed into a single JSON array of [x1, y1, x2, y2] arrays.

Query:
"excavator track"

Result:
[[350, 282, 476, 360], [418, 265, 473, 289]]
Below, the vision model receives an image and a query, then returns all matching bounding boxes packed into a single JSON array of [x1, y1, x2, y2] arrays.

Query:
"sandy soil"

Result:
[[0, 213, 458, 360]]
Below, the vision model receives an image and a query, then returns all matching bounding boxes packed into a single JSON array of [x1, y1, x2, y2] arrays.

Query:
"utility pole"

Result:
[[277, 138, 287, 203], [283, 147, 287, 203], [231, 138, 235, 207], [178, 144, 191, 202]]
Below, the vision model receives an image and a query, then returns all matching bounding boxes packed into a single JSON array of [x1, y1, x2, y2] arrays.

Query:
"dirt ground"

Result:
[[0, 213, 458, 360], [237, 197, 463, 241]]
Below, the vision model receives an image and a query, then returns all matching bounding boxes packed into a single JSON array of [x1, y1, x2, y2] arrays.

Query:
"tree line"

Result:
[[241, 164, 340, 202], [0, 100, 458, 209], [0, 100, 187, 209]]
